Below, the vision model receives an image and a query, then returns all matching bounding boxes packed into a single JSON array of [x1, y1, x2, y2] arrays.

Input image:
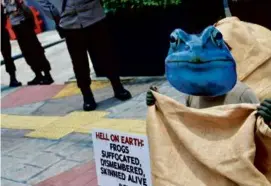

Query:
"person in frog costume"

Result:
[[146, 26, 271, 126]]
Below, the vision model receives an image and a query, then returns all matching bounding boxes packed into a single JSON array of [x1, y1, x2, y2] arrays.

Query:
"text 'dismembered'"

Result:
[[92, 129, 152, 186]]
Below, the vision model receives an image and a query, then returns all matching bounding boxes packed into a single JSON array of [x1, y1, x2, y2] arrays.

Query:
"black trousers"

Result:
[[12, 20, 51, 73], [64, 19, 120, 89], [1, 23, 16, 74]]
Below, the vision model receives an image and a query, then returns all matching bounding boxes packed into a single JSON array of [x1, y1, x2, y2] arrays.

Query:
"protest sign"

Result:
[[92, 129, 152, 186]]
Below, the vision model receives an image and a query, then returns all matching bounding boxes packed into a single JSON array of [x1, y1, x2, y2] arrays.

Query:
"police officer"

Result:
[[37, 0, 132, 111], [3, 0, 54, 85], [1, 4, 22, 87]]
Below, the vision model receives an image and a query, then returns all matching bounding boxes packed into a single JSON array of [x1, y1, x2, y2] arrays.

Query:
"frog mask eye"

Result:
[[211, 29, 223, 48], [169, 34, 178, 48], [169, 34, 185, 50]]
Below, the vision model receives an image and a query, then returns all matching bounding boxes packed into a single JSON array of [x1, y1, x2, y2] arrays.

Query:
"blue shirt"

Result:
[[37, 0, 106, 29]]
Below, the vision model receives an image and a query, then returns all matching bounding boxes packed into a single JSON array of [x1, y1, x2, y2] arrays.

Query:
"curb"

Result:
[[1, 85, 13, 92], [66, 76, 165, 84], [1, 39, 65, 66]]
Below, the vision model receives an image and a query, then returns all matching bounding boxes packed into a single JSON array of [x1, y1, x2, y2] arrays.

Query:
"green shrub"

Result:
[[102, 0, 182, 13]]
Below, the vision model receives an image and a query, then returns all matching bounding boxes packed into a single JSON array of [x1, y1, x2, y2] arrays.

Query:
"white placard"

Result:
[[92, 129, 152, 186]]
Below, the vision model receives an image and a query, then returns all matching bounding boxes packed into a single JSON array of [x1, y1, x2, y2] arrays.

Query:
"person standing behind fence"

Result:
[[1, 4, 22, 87], [3, 0, 54, 85], [37, 0, 132, 111]]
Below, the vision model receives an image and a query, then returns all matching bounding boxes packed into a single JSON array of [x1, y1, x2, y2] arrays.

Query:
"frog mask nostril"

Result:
[[192, 57, 201, 63]]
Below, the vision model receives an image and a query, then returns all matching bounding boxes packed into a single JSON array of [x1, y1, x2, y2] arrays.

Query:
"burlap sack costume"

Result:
[[215, 17, 271, 101], [147, 91, 271, 186]]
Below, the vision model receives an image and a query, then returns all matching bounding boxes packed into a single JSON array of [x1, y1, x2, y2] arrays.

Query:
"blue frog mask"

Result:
[[165, 26, 237, 97]]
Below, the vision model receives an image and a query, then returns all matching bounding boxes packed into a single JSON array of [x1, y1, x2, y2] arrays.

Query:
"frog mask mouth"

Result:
[[165, 26, 237, 97]]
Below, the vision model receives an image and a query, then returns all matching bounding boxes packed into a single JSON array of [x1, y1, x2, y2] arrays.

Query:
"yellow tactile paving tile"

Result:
[[0, 114, 59, 130], [1, 114, 9, 120], [129, 124, 147, 134], [26, 111, 109, 139], [75, 118, 146, 134], [1, 112, 146, 139], [53, 81, 111, 99], [25, 128, 73, 140]]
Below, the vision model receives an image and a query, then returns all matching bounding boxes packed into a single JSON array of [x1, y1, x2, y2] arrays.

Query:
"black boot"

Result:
[[9, 72, 22, 87], [41, 71, 54, 85], [110, 77, 132, 101], [28, 72, 43, 85], [81, 87, 97, 111]]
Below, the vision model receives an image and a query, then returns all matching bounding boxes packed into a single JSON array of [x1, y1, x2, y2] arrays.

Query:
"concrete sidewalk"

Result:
[[1, 30, 77, 85], [1, 77, 186, 186], [0, 29, 187, 186]]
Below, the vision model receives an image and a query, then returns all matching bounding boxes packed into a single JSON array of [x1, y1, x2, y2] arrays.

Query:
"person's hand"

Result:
[[146, 86, 158, 106], [257, 98, 271, 127]]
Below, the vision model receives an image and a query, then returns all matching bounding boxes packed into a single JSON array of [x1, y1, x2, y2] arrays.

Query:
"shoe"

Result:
[[40, 75, 54, 85], [114, 88, 132, 101], [9, 79, 22, 87], [83, 96, 97, 111], [110, 77, 132, 101], [27, 76, 42, 85], [83, 101, 97, 111], [81, 88, 97, 111]]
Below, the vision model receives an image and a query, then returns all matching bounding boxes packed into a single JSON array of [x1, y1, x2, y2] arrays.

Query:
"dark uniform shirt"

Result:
[[37, 0, 105, 29]]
